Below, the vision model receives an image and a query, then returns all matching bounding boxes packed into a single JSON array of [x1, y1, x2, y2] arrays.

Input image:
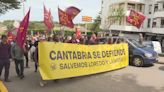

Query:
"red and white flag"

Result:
[[66, 6, 81, 19], [126, 10, 146, 29], [44, 5, 54, 32], [58, 8, 74, 28]]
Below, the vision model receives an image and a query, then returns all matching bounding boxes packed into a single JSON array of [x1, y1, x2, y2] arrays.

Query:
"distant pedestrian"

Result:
[[139, 33, 144, 44], [11, 41, 25, 79], [24, 41, 30, 68], [0, 35, 11, 82], [33, 41, 39, 72]]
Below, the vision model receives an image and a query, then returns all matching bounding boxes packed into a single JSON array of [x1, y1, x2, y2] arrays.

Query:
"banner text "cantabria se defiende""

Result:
[[49, 49, 125, 60]]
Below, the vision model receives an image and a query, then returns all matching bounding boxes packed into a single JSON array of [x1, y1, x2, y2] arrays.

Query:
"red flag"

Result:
[[126, 10, 145, 28], [44, 5, 54, 32], [58, 8, 74, 28], [66, 6, 81, 19], [76, 27, 81, 39], [16, 9, 30, 48]]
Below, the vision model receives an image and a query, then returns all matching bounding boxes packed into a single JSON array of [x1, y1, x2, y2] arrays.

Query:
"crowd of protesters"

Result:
[[0, 32, 126, 86]]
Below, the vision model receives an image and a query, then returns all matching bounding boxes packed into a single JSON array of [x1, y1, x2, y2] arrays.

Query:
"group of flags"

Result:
[[7, 5, 146, 49], [8, 5, 81, 48]]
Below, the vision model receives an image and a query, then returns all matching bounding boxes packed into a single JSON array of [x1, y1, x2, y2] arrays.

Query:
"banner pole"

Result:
[[85, 22, 87, 35], [60, 24, 65, 37]]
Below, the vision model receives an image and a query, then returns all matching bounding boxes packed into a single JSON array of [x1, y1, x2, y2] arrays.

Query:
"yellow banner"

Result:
[[39, 42, 129, 80], [0, 81, 8, 92]]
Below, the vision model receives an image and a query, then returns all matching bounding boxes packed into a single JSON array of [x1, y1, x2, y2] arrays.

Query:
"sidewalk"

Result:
[[157, 56, 164, 64]]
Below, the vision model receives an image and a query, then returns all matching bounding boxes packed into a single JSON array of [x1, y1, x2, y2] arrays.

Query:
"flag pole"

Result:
[[59, 24, 64, 37], [22, 0, 25, 16]]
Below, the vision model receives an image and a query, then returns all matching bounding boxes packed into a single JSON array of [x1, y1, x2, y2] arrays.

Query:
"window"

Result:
[[128, 3, 135, 10], [137, 4, 142, 12], [152, 22, 156, 28], [154, 4, 158, 12], [149, 5, 152, 14], [161, 19, 164, 28], [147, 18, 151, 28], [152, 18, 157, 28]]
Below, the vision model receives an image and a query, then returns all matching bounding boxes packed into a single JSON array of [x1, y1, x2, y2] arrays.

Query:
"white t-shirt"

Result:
[[28, 46, 36, 61]]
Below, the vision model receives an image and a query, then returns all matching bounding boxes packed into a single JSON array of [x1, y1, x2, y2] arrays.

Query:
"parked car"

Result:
[[142, 41, 162, 54], [98, 37, 158, 67]]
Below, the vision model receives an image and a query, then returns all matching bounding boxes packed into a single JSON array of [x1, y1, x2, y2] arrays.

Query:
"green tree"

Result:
[[91, 15, 101, 32], [2, 20, 14, 30], [107, 7, 124, 28], [105, 7, 124, 36], [0, 0, 20, 15], [28, 21, 46, 31]]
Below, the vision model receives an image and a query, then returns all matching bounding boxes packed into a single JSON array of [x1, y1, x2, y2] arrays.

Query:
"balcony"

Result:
[[154, 10, 164, 18], [127, 0, 145, 4], [151, 28, 164, 34], [109, 25, 145, 32], [108, 0, 145, 5], [156, 0, 164, 3]]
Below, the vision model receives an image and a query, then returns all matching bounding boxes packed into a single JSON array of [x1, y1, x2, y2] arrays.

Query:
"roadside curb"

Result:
[[156, 62, 164, 64], [156, 56, 164, 64], [159, 53, 164, 57]]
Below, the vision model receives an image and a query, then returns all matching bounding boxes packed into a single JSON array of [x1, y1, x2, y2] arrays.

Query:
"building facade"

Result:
[[100, 0, 164, 36], [100, 0, 164, 51]]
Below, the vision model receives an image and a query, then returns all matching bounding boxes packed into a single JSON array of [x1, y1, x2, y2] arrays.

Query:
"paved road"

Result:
[[2, 57, 164, 92]]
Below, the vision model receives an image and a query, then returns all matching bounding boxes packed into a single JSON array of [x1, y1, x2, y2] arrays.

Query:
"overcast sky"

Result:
[[0, 0, 101, 23]]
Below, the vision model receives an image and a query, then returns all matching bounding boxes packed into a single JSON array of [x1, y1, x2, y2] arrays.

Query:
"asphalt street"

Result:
[[2, 57, 164, 92]]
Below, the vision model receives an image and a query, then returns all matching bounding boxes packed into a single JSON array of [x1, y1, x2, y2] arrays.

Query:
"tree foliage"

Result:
[[91, 15, 101, 32], [2, 20, 14, 30], [28, 21, 46, 31], [107, 7, 124, 28], [0, 0, 20, 15]]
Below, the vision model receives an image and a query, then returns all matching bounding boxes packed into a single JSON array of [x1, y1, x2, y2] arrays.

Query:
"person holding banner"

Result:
[[108, 38, 113, 44], [64, 36, 72, 43], [34, 40, 49, 87], [33, 41, 39, 72], [71, 34, 79, 43], [88, 33, 97, 45], [52, 34, 60, 42]]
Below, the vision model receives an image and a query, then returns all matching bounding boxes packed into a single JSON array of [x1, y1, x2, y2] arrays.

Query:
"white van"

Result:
[[143, 41, 162, 54]]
